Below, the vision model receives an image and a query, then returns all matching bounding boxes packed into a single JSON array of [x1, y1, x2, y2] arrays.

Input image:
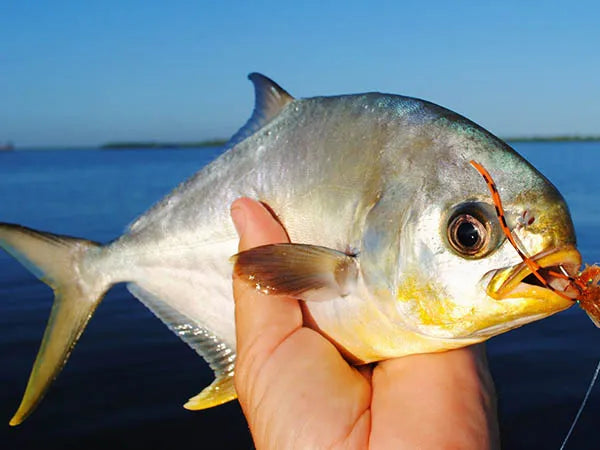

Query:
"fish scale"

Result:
[[0, 73, 583, 425]]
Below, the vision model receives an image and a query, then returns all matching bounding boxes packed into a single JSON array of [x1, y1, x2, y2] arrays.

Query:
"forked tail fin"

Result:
[[0, 223, 109, 426]]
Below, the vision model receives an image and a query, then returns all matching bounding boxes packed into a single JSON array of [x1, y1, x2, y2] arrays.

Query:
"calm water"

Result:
[[1, 143, 600, 449]]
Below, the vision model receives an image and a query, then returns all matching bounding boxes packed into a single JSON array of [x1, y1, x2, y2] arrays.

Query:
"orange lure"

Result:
[[470, 160, 600, 326]]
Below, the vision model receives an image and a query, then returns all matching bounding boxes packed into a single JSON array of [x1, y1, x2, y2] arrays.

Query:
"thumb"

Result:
[[230, 198, 302, 396], [230, 198, 289, 251]]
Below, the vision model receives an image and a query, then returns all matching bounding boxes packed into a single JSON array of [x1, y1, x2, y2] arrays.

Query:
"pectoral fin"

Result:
[[232, 243, 359, 302]]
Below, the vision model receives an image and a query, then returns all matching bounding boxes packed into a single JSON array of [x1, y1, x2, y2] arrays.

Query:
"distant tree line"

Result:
[[504, 135, 600, 143], [101, 139, 227, 149], [100, 135, 600, 150]]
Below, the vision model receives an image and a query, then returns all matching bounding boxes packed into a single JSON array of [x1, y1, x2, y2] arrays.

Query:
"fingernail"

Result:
[[231, 205, 246, 237]]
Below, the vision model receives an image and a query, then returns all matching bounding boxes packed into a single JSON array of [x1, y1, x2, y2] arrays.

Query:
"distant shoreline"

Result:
[[7, 136, 600, 151], [100, 136, 600, 149], [504, 135, 600, 143], [100, 139, 227, 149]]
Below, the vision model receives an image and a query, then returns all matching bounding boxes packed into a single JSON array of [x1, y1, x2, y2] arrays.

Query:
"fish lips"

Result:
[[486, 245, 582, 304]]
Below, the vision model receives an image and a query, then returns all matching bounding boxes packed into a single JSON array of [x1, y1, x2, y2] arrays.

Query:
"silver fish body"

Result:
[[0, 74, 580, 424]]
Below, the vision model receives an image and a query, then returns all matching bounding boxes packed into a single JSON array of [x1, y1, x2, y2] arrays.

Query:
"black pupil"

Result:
[[457, 221, 479, 248]]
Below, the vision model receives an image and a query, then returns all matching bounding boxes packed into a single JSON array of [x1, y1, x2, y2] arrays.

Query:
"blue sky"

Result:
[[1, 1, 599, 147]]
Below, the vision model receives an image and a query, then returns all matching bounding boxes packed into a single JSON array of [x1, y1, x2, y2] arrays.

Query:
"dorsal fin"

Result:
[[226, 73, 294, 148]]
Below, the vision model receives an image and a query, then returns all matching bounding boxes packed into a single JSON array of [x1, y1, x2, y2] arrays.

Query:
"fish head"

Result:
[[362, 114, 580, 345]]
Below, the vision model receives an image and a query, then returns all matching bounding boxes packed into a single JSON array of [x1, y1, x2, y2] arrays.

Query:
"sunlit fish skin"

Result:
[[0, 73, 580, 425]]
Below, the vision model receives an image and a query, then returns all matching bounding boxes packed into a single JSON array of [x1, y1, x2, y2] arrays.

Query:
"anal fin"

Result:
[[127, 283, 237, 410], [183, 369, 236, 410]]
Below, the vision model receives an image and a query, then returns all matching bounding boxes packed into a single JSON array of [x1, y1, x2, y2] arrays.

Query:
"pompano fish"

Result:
[[1, 73, 581, 426]]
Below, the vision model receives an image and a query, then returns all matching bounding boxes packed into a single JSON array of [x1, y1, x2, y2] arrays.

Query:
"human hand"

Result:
[[230, 198, 500, 449]]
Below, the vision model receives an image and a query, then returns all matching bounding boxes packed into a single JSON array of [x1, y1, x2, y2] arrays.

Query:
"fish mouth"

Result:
[[487, 245, 582, 303]]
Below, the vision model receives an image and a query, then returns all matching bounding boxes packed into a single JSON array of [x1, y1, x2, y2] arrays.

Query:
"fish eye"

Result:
[[448, 214, 487, 255], [446, 203, 498, 258]]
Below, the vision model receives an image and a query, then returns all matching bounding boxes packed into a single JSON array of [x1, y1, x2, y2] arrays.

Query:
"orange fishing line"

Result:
[[469, 160, 553, 289]]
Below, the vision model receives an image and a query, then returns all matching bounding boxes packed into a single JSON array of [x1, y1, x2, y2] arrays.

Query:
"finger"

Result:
[[231, 197, 289, 251], [230, 198, 303, 387], [230, 199, 372, 449], [370, 345, 499, 449], [355, 364, 373, 383]]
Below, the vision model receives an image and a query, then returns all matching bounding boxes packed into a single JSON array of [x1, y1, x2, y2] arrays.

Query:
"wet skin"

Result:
[[231, 198, 500, 449]]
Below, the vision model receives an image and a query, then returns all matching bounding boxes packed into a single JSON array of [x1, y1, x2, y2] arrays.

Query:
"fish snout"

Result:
[[486, 245, 582, 303]]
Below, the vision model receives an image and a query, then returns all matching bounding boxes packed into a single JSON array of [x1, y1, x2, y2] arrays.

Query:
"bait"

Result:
[[470, 160, 600, 326], [471, 160, 600, 449]]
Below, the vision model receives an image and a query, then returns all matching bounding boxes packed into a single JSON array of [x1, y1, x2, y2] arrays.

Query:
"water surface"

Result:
[[1, 143, 599, 449]]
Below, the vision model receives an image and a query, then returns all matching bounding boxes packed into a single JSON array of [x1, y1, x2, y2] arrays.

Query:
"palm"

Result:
[[231, 198, 498, 449]]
